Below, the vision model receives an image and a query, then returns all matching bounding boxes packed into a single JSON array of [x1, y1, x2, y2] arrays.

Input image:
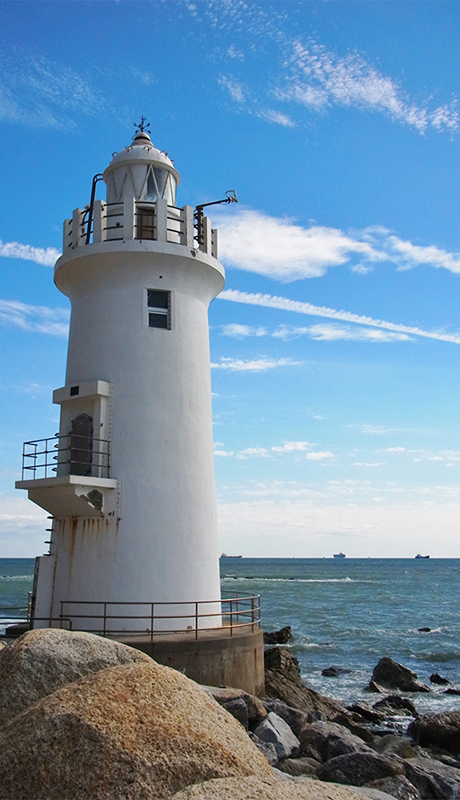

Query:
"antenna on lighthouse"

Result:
[[194, 190, 238, 249], [134, 115, 151, 135]]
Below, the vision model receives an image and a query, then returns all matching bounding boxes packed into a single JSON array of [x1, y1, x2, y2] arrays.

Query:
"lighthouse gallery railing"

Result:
[[29, 595, 262, 641], [21, 434, 111, 480]]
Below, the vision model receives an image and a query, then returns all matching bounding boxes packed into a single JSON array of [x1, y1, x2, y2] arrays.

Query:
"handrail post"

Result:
[[251, 595, 254, 632], [103, 602, 107, 637], [150, 603, 154, 643], [230, 599, 233, 637], [195, 602, 198, 639], [60, 601, 64, 629]]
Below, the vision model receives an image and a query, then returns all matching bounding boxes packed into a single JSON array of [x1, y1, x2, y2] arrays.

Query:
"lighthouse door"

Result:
[[69, 414, 93, 476]]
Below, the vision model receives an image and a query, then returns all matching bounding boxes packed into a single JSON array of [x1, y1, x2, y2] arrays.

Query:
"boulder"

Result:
[[444, 687, 460, 696], [170, 775, 387, 799], [248, 732, 278, 766], [366, 776, 421, 800], [408, 711, 460, 753], [373, 696, 418, 718], [262, 699, 308, 737], [0, 627, 151, 727], [253, 712, 300, 760], [264, 648, 349, 721], [373, 734, 416, 759], [299, 721, 373, 763], [402, 758, 460, 799], [264, 627, 293, 645], [0, 661, 272, 799], [317, 753, 404, 786], [368, 659, 430, 694], [429, 673, 449, 685], [201, 686, 267, 728], [418, 628, 431, 633]]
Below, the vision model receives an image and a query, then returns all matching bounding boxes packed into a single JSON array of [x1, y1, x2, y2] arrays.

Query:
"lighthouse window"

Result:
[[147, 289, 171, 329]]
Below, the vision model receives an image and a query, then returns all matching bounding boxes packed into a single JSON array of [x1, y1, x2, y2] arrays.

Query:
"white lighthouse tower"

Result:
[[17, 123, 231, 635]]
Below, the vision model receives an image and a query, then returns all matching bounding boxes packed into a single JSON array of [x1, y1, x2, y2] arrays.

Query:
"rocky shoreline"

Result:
[[1, 628, 460, 799]]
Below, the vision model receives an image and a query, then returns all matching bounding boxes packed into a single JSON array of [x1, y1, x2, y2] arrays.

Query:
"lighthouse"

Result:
[[17, 124, 231, 635]]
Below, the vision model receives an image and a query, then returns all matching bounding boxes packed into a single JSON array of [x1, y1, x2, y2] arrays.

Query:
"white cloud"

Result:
[[216, 209, 381, 281], [214, 449, 234, 457], [306, 451, 335, 460], [211, 356, 299, 371], [272, 441, 311, 453], [275, 323, 410, 342], [219, 75, 246, 103], [220, 323, 267, 338], [0, 299, 70, 336], [279, 40, 459, 134], [387, 447, 406, 453], [219, 289, 460, 346], [0, 239, 61, 267], [236, 447, 271, 459], [256, 108, 296, 127]]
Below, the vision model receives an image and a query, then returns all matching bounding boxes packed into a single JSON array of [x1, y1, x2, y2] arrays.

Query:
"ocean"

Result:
[[1, 557, 459, 715]]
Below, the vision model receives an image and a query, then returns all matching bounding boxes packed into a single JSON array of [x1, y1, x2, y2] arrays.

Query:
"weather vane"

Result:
[[134, 116, 151, 135]]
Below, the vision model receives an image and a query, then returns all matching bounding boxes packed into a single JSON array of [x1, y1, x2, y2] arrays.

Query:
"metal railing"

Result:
[[21, 434, 111, 480], [45, 594, 261, 641]]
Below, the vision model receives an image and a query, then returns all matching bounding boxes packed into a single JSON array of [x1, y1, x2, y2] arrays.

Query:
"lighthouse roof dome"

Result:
[[103, 131, 180, 186]]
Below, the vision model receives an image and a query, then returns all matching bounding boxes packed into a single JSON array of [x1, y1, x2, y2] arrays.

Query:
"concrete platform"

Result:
[[116, 624, 265, 696]]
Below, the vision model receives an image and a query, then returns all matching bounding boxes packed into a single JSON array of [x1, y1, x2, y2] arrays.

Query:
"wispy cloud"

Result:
[[256, 108, 296, 127], [219, 75, 246, 104], [279, 41, 459, 134], [219, 289, 460, 346], [0, 50, 106, 129], [0, 299, 70, 336], [220, 323, 267, 338], [0, 239, 61, 267], [215, 210, 460, 281], [221, 321, 410, 343], [211, 356, 299, 371], [272, 441, 311, 453]]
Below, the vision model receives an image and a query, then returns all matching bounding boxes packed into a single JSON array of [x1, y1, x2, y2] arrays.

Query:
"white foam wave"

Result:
[[221, 576, 368, 584]]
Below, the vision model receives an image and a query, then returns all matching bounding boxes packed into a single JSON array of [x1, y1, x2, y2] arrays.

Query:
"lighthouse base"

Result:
[[117, 626, 265, 696]]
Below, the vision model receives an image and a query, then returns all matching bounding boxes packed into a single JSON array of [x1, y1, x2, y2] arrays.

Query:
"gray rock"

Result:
[[276, 756, 321, 777], [373, 696, 418, 718], [373, 734, 416, 759], [368, 659, 430, 694], [429, 673, 449, 685], [249, 732, 279, 766], [0, 627, 152, 727], [299, 721, 373, 763], [408, 710, 460, 753], [317, 753, 404, 786], [402, 759, 460, 799], [220, 697, 248, 728], [366, 777, 421, 800], [253, 712, 300, 760], [322, 667, 352, 677], [262, 698, 308, 737]]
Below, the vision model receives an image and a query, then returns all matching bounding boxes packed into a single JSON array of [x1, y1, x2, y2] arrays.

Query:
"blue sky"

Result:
[[2, 1, 460, 557]]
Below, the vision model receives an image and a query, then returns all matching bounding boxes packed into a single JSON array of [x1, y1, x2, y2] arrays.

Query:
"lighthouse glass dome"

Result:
[[103, 130, 179, 206]]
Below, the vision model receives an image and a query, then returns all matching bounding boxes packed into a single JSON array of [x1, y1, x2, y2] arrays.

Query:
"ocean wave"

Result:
[[0, 575, 34, 581], [410, 651, 460, 663], [221, 576, 369, 584]]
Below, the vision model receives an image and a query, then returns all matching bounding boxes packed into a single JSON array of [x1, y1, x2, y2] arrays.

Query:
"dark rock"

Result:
[[429, 673, 449, 685], [373, 696, 418, 718], [316, 752, 404, 786], [366, 681, 388, 694], [276, 756, 320, 777], [299, 720, 373, 763], [252, 712, 300, 760], [264, 648, 349, 721], [219, 697, 248, 729], [4, 621, 30, 637], [201, 685, 267, 727], [347, 704, 385, 723], [322, 666, 352, 677], [418, 628, 431, 633], [248, 732, 278, 766], [263, 626, 293, 645], [373, 734, 416, 759], [262, 699, 307, 737], [444, 687, 460, 696], [367, 776, 421, 800], [369, 658, 430, 693], [402, 758, 460, 799], [408, 711, 460, 753], [333, 713, 376, 743]]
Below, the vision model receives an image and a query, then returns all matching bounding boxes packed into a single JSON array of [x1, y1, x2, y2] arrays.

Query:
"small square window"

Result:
[[147, 289, 171, 329]]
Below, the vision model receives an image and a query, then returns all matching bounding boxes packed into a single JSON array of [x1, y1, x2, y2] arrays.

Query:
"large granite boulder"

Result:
[[0, 627, 151, 727], [408, 711, 460, 753], [366, 776, 421, 800], [252, 712, 300, 760], [0, 660, 272, 799], [402, 758, 460, 799], [262, 699, 308, 737], [368, 659, 429, 694], [264, 648, 348, 721], [170, 775, 385, 799], [201, 685, 267, 729], [317, 753, 404, 786]]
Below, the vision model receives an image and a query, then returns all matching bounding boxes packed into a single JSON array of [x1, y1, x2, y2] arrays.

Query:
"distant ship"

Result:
[[415, 554, 430, 559], [333, 552, 346, 559], [220, 553, 242, 558]]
